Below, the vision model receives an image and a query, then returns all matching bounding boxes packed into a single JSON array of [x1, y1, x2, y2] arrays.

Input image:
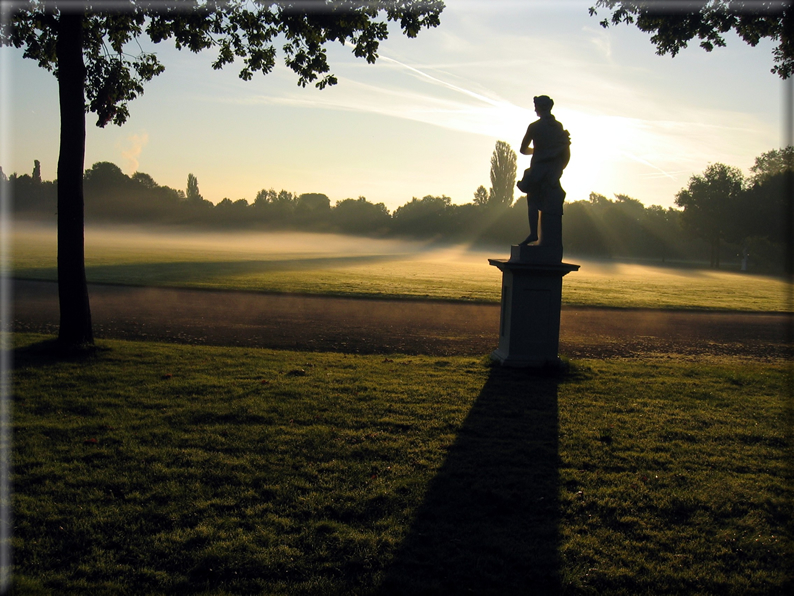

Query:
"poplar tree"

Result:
[[186, 173, 202, 202], [489, 140, 517, 208]]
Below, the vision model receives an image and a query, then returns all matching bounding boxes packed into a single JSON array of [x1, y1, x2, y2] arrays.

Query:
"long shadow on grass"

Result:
[[15, 254, 411, 285], [379, 365, 562, 595]]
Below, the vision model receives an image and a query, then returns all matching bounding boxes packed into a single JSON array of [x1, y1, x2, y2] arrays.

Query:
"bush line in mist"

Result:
[[5, 158, 788, 272]]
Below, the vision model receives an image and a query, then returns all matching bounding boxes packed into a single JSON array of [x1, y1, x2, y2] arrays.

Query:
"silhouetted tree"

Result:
[[749, 146, 794, 183], [82, 161, 183, 223], [472, 185, 489, 207], [675, 163, 746, 268], [84, 161, 129, 219], [566, 193, 617, 256], [253, 188, 297, 224], [214, 197, 251, 228], [590, 1, 794, 78], [186, 173, 203, 202], [85, 161, 127, 187], [741, 146, 792, 266], [254, 188, 277, 208], [588, 191, 611, 208], [560, 192, 693, 261], [1, 0, 444, 347], [603, 193, 647, 256], [489, 140, 517, 208], [642, 204, 682, 262], [295, 193, 331, 216], [10, 161, 57, 218], [447, 202, 487, 239], [131, 171, 157, 190], [392, 195, 452, 236], [493, 196, 530, 243], [562, 199, 610, 257], [613, 193, 645, 216], [332, 196, 391, 234], [273, 190, 297, 220]]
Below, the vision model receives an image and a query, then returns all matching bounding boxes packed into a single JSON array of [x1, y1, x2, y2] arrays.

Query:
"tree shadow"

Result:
[[11, 337, 108, 368], [378, 365, 563, 595], [15, 254, 411, 286]]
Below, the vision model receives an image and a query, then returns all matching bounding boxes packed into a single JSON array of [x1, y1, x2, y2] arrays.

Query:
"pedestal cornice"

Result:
[[488, 258, 580, 276]]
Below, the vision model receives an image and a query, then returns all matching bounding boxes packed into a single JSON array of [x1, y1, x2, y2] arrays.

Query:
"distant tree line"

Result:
[[5, 143, 790, 272]]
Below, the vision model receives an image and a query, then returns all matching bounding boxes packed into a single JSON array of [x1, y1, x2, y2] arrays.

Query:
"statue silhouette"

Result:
[[516, 96, 570, 250]]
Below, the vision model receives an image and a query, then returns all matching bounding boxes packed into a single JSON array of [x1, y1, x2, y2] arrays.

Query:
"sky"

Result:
[[1, 0, 789, 211]]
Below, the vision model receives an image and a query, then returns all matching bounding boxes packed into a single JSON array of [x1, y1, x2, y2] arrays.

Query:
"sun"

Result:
[[553, 108, 656, 203]]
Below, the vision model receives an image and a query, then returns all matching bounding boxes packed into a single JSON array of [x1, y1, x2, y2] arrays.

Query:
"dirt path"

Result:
[[12, 280, 790, 359]]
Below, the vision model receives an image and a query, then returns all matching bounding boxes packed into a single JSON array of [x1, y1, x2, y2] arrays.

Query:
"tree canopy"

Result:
[[675, 162, 746, 268], [2, 0, 445, 127], [590, 1, 794, 78], [749, 145, 794, 182]]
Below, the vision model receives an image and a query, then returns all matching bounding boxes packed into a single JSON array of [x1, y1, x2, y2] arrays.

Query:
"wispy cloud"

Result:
[[378, 56, 505, 108], [583, 25, 613, 60], [216, 52, 772, 191], [118, 132, 149, 173], [620, 151, 676, 180], [214, 57, 531, 141]]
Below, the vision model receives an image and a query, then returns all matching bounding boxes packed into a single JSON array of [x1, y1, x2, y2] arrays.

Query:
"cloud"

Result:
[[118, 132, 149, 173], [583, 25, 613, 60], [378, 56, 504, 108], [620, 151, 676, 180], [214, 56, 532, 141], [214, 50, 772, 191]]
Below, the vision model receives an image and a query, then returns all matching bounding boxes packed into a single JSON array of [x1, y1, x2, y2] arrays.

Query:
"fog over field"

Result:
[[14, 221, 504, 272], [11, 223, 790, 312], [13, 221, 427, 262]]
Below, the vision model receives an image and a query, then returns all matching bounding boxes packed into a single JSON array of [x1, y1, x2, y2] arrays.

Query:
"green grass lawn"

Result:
[[11, 223, 791, 311], [11, 333, 792, 594]]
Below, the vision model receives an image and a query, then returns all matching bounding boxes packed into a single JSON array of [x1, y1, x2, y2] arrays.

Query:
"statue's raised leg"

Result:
[[537, 211, 563, 262], [519, 196, 540, 245]]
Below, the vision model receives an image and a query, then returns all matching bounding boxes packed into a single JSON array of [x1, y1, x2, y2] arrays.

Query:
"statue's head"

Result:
[[534, 95, 554, 114]]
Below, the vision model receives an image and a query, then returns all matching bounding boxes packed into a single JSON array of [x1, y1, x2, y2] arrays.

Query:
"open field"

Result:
[[11, 224, 791, 312], [11, 333, 792, 594]]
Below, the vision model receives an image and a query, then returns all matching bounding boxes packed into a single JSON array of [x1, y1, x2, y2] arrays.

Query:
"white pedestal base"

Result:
[[489, 255, 579, 368]]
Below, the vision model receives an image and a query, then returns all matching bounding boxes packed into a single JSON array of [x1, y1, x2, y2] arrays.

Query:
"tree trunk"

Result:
[[56, 8, 93, 346]]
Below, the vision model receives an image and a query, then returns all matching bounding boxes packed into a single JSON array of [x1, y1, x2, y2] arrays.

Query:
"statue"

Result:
[[516, 95, 570, 253], [489, 95, 578, 368]]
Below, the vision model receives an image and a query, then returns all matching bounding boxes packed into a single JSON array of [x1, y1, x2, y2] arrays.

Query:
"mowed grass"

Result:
[[11, 223, 791, 311], [11, 333, 792, 594]]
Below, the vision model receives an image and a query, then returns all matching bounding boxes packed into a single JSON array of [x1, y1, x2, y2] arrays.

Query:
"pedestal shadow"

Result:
[[379, 366, 561, 594]]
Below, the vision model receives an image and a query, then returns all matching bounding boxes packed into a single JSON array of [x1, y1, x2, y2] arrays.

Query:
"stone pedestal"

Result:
[[489, 254, 579, 368]]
